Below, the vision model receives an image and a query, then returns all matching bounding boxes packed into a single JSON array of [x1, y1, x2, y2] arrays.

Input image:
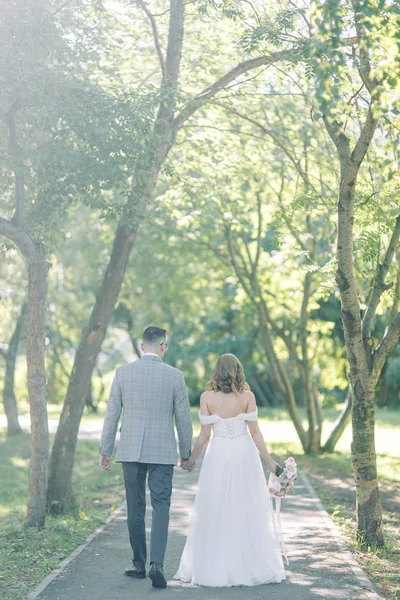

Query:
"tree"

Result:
[[309, 0, 400, 546], [1, 0, 152, 524], [214, 0, 400, 548], [0, 298, 27, 435], [47, 0, 305, 512], [0, 94, 51, 526], [160, 85, 350, 453]]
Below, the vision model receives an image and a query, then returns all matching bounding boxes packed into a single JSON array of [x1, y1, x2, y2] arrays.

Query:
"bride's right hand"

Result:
[[268, 460, 280, 473], [182, 458, 196, 472]]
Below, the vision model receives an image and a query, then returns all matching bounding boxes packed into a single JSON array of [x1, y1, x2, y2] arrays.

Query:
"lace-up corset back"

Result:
[[198, 409, 258, 439]]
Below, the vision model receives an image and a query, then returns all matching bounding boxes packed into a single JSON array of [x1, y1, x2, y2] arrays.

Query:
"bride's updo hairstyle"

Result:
[[206, 353, 250, 394]]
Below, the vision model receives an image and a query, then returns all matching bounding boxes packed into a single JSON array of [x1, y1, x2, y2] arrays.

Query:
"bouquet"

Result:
[[267, 457, 297, 566], [268, 456, 297, 498]]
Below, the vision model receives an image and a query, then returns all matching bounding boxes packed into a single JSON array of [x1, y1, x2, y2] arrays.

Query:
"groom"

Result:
[[99, 326, 193, 589]]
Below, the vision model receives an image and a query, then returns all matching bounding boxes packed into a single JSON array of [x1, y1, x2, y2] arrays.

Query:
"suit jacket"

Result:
[[100, 354, 193, 464]]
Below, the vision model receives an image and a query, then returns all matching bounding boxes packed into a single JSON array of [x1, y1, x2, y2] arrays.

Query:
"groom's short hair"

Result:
[[143, 326, 167, 345]]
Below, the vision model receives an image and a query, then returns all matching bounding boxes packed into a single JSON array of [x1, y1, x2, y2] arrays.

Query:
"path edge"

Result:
[[26, 502, 126, 600], [299, 470, 381, 600]]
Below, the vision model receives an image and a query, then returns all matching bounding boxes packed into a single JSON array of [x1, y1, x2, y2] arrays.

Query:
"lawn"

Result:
[[0, 404, 399, 599], [0, 433, 125, 600]]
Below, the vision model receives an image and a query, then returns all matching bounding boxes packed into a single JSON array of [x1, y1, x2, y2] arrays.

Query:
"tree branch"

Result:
[[0, 217, 36, 262], [350, 106, 378, 170], [51, 0, 75, 16], [52, 344, 71, 380], [164, 0, 184, 88], [277, 176, 311, 254], [225, 225, 254, 299], [136, 66, 160, 93], [151, 0, 185, 162], [137, 0, 166, 83], [5, 99, 25, 226], [389, 258, 400, 322], [237, 234, 254, 280], [372, 311, 400, 379], [221, 100, 321, 195], [253, 192, 262, 275], [362, 214, 400, 339], [172, 48, 299, 135], [350, 0, 377, 94], [322, 115, 351, 171]]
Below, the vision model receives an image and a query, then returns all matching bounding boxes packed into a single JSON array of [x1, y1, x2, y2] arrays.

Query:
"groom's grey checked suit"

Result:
[[100, 354, 193, 570]]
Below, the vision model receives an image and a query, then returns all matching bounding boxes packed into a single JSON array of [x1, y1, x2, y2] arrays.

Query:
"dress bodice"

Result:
[[198, 409, 258, 439]]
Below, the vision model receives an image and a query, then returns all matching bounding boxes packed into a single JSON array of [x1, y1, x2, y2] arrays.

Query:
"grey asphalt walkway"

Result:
[[30, 464, 379, 600]]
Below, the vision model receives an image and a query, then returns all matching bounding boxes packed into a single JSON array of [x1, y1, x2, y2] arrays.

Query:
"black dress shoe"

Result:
[[124, 565, 146, 579], [149, 563, 167, 588]]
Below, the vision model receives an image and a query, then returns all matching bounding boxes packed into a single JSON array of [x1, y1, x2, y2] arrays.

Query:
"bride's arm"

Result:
[[182, 393, 211, 469], [246, 392, 278, 473]]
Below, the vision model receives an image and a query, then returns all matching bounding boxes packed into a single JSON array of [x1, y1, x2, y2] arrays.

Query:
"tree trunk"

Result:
[[338, 195, 384, 546], [47, 0, 187, 513], [126, 314, 142, 359], [313, 384, 323, 430], [85, 376, 96, 411], [251, 368, 276, 406], [257, 303, 308, 450], [1, 106, 51, 527], [338, 178, 383, 545], [300, 272, 321, 453], [47, 222, 139, 513], [26, 244, 50, 528], [323, 97, 384, 546], [249, 370, 269, 406], [375, 361, 388, 407], [262, 379, 278, 407], [322, 387, 352, 452], [2, 299, 27, 435], [351, 375, 383, 546]]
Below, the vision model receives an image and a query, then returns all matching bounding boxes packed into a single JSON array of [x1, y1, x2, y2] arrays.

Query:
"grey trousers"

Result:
[[122, 462, 174, 570]]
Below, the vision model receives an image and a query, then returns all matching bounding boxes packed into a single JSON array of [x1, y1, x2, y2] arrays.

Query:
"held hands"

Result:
[[99, 454, 112, 471], [181, 457, 196, 472]]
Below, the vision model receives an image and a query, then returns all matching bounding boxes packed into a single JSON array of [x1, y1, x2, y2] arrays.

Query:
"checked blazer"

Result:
[[100, 355, 193, 464]]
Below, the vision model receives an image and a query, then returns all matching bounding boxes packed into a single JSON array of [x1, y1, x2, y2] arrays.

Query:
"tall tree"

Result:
[[1, 0, 150, 523], [0, 102, 50, 526], [215, 0, 400, 548], [47, 0, 304, 512], [310, 0, 400, 546], [162, 88, 346, 453]]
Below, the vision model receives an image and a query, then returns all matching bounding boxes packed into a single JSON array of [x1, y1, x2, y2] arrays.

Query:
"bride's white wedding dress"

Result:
[[174, 409, 286, 587]]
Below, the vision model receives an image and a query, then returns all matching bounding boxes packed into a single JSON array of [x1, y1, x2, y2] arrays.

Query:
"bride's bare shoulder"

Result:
[[201, 389, 216, 401], [240, 389, 255, 399], [200, 390, 212, 415], [242, 389, 256, 411]]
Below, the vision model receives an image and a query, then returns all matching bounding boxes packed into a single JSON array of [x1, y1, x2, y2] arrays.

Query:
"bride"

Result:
[[174, 353, 286, 587]]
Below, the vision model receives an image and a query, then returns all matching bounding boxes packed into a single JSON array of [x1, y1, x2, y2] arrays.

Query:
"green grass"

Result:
[[14, 400, 400, 460], [296, 452, 400, 600], [0, 433, 125, 600]]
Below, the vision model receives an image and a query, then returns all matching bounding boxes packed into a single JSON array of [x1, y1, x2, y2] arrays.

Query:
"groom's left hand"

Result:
[[181, 458, 196, 472], [99, 454, 112, 471]]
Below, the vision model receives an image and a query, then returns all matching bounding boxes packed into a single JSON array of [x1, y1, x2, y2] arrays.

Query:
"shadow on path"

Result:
[[32, 466, 379, 600]]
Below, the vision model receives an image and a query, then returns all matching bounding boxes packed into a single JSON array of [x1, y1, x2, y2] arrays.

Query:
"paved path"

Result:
[[29, 464, 379, 600], [0, 414, 104, 441]]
